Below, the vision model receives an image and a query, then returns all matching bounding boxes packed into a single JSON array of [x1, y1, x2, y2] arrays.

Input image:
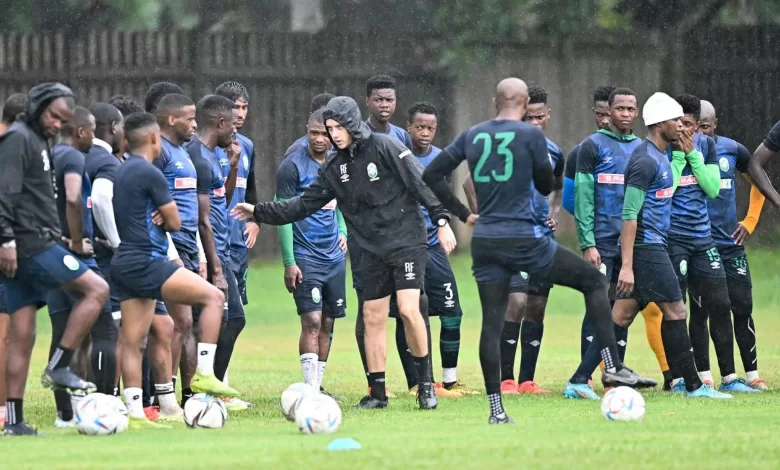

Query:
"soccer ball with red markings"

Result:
[[601, 386, 645, 421], [295, 394, 342, 434], [75, 393, 129, 435]]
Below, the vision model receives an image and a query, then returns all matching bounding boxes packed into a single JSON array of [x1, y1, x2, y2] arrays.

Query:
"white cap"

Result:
[[643, 92, 683, 126]]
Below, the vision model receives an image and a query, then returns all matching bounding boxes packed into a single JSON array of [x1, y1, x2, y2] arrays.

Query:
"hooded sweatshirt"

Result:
[[0, 82, 74, 259], [252, 96, 449, 257]]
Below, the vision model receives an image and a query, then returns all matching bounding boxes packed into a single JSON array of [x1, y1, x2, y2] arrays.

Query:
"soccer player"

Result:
[[0, 83, 109, 436], [287, 92, 336, 152], [495, 85, 563, 395], [185, 94, 248, 411], [422, 78, 651, 424], [49, 106, 119, 428], [562, 85, 615, 216], [364, 75, 413, 148], [747, 121, 780, 208], [108, 94, 144, 160], [669, 94, 751, 393], [399, 101, 473, 395], [611, 92, 731, 399], [697, 100, 767, 390], [276, 109, 347, 394], [233, 96, 450, 410], [112, 112, 235, 428], [0, 92, 26, 427]]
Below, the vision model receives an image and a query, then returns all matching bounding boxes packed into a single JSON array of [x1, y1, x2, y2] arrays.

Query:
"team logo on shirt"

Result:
[[655, 187, 674, 198], [243, 154, 249, 171], [367, 163, 379, 182], [597, 174, 624, 184], [311, 287, 321, 304], [720, 179, 733, 189], [719, 157, 730, 172], [679, 260, 688, 276], [175, 161, 184, 170], [340, 164, 349, 182], [219, 158, 229, 168], [679, 175, 698, 186], [62, 255, 80, 271]]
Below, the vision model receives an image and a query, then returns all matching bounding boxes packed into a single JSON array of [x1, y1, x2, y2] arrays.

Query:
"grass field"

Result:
[[7, 250, 780, 469]]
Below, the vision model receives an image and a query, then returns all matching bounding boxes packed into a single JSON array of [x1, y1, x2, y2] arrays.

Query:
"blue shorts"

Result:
[[111, 255, 179, 303], [509, 271, 553, 298], [220, 256, 244, 321], [231, 252, 249, 306], [0, 282, 7, 313], [98, 255, 168, 316], [293, 258, 347, 319], [424, 243, 462, 317], [175, 243, 200, 274], [616, 245, 683, 309], [471, 237, 557, 284], [2, 244, 90, 313], [47, 263, 112, 317], [719, 244, 751, 288]]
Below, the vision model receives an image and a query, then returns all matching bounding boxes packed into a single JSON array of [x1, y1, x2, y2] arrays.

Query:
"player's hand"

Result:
[[62, 236, 94, 256], [231, 203, 255, 221], [227, 140, 241, 167], [244, 221, 260, 249], [284, 265, 303, 293], [673, 128, 695, 154], [338, 235, 348, 253], [616, 267, 634, 296], [151, 210, 165, 226], [437, 223, 457, 255], [583, 247, 601, 268], [199, 262, 208, 280], [212, 270, 229, 297], [731, 223, 751, 245], [546, 217, 559, 232], [465, 214, 479, 226], [0, 244, 17, 278]]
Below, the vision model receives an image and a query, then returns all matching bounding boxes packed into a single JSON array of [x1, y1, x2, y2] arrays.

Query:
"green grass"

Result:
[[8, 251, 780, 469]]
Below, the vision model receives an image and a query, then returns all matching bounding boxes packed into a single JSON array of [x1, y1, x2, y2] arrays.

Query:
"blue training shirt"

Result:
[[188, 138, 230, 258], [533, 138, 565, 237], [415, 145, 443, 247], [113, 155, 172, 260], [275, 146, 344, 265], [707, 135, 751, 247], [624, 140, 675, 246], [444, 119, 551, 239], [668, 133, 718, 242], [366, 121, 413, 149], [221, 133, 255, 261], [154, 137, 199, 255]]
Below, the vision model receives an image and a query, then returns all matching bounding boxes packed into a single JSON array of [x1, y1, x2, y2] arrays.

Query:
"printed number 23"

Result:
[[472, 132, 515, 183]]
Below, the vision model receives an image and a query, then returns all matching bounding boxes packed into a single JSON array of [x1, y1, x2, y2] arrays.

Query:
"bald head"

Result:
[[494, 78, 529, 115], [698, 99, 718, 137]]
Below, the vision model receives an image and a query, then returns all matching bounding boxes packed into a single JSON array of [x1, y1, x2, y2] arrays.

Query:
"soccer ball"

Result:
[[280, 383, 315, 421], [295, 394, 342, 434], [601, 386, 646, 421], [183, 394, 228, 429], [75, 393, 129, 435]]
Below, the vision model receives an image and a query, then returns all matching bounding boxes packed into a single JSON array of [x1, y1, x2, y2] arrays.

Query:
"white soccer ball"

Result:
[[601, 386, 646, 421], [183, 394, 228, 429], [295, 394, 342, 434], [280, 383, 315, 421], [75, 393, 128, 435]]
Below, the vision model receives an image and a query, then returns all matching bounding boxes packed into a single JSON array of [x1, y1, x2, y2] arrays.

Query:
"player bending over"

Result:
[[422, 78, 653, 424]]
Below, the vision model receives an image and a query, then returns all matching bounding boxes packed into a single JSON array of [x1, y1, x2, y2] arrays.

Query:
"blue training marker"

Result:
[[327, 438, 362, 451]]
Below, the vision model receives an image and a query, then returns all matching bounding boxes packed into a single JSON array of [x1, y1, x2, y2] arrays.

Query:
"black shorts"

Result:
[[509, 271, 553, 298], [719, 244, 752, 288], [471, 237, 557, 284], [111, 255, 179, 303], [220, 256, 245, 321], [2, 244, 90, 313], [99, 255, 168, 318], [360, 247, 427, 301], [175, 243, 200, 274], [425, 243, 462, 316], [231, 254, 249, 306], [668, 238, 726, 284], [347, 236, 365, 291], [292, 258, 347, 319], [616, 245, 683, 309]]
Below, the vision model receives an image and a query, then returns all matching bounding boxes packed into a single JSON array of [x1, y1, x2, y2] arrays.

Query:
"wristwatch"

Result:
[[437, 218, 448, 227]]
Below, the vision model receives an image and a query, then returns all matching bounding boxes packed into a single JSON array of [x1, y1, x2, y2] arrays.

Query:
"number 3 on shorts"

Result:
[[472, 132, 515, 183]]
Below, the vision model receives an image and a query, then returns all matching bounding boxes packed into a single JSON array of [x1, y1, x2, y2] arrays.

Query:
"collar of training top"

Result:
[[92, 137, 113, 153], [598, 128, 637, 141]]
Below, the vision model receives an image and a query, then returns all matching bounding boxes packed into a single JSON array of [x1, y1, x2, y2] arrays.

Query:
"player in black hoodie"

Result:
[[233, 96, 450, 410], [0, 83, 109, 436]]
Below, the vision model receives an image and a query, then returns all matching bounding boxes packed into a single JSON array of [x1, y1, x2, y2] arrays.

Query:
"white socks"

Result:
[[722, 373, 737, 384], [301, 353, 319, 390], [698, 370, 713, 384], [317, 361, 327, 387], [155, 382, 178, 411], [442, 368, 457, 384], [124, 387, 144, 419], [197, 342, 217, 375], [746, 370, 760, 383], [223, 368, 230, 387]]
